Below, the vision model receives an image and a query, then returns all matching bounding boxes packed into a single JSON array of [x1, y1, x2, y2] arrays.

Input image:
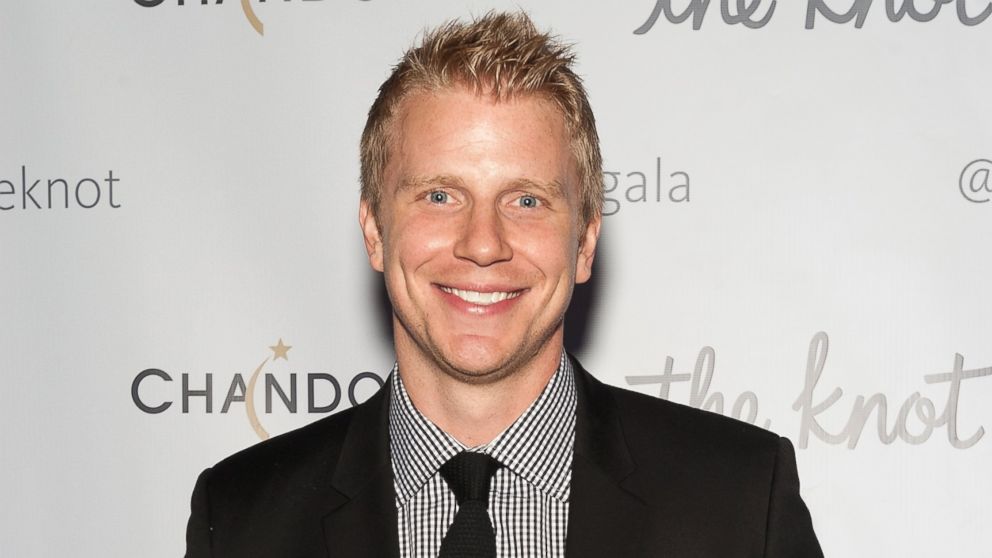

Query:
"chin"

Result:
[[436, 342, 522, 385]]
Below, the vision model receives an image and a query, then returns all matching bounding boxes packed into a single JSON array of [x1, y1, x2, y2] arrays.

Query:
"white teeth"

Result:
[[440, 287, 522, 306]]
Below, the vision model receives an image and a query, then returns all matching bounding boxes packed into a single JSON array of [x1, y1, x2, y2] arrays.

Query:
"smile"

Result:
[[438, 286, 524, 306]]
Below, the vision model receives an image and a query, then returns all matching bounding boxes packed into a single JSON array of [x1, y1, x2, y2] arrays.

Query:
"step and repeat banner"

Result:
[[2, 1, 990, 556]]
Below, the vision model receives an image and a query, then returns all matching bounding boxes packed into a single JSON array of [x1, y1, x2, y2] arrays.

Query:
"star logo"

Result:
[[269, 338, 292, 361]]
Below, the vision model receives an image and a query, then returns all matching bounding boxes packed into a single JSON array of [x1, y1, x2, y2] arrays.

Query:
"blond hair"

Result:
[[359, 11, 603, 225]]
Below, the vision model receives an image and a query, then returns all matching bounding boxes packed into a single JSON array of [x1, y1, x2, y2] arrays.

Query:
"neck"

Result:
[[395, 333, 563, 447]]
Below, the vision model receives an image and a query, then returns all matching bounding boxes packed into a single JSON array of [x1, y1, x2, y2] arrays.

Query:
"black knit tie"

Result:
[[438, 451, 502, 558]]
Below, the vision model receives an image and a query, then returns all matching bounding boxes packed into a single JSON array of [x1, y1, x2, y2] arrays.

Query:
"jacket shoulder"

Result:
[[187, 381, 396, 557], [208, 404, 358, 488], [590, 379, 822, 556], [604, 381, 780, 453], [567, 362, 822, 556]]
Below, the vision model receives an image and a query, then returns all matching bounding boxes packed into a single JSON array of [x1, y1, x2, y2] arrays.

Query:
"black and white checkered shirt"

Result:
[[388, 353, 576, 557]]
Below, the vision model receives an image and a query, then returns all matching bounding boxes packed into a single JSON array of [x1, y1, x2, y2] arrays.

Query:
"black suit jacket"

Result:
[[186, 358, 823, 557]]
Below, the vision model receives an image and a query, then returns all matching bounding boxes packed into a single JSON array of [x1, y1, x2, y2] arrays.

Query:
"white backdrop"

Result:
[[2, 1, 990, 556]]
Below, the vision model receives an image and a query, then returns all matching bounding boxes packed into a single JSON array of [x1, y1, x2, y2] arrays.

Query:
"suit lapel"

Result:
[[321, 384, 400, 558], [565, 357, 648, 558]]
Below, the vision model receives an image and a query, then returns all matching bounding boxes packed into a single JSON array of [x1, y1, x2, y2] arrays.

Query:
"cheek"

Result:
[[511, 222, 578, 276], [387, 214, 456, 271]]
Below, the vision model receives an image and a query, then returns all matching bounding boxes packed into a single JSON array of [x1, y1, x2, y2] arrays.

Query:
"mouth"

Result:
[[437, 286, 525, 306]]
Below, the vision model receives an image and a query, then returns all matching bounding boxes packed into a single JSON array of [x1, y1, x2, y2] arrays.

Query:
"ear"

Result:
[[575, 213, 601, 284], [359, 199, 384, 272]]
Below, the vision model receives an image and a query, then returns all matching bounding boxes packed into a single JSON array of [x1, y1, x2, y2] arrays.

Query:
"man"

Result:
[[186, 12, 822, 558]]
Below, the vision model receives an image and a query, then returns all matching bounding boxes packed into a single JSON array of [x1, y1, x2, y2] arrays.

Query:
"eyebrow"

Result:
[[509, 178, 567, 199], [396, 175, 465, 194]]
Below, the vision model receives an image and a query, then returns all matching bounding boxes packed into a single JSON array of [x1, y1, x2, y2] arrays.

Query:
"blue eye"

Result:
[[428, 191, 449, 204], [518, 195, 539, 208]]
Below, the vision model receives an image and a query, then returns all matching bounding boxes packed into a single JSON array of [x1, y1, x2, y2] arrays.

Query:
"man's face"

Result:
[[360, 87, 600, 383]]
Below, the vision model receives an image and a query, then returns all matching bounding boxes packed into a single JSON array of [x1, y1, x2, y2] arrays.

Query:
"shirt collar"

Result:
[[388, 352, 576, 506]]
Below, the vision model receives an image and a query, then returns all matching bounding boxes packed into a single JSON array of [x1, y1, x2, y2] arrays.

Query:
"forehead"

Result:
[[385, 87, 577, 190]]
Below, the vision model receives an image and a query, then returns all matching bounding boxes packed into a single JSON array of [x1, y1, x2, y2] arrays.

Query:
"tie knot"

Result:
[[439, 451, 502, 505]]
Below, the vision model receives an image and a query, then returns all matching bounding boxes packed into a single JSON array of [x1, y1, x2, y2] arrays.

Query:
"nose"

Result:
[[452, 204, 513, 266]]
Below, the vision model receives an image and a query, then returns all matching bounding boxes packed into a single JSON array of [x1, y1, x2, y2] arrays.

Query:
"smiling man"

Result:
[[360, 84, 598, 449], [186, 12, 822, 558]]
